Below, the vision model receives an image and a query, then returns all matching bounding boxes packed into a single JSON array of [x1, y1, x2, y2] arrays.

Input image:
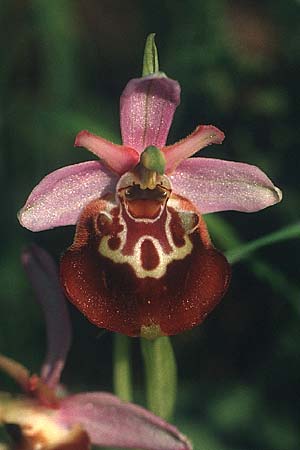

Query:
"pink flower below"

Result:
[[0, 245, 191, 450]]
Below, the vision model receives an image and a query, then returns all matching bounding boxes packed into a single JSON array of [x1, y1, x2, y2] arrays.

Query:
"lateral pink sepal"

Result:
[[170, 158, 282, 213], [57, 392, 192, 449], [163, 125, 225, 173], [18, 160, 118, 231], [75, 130, 139, 174]]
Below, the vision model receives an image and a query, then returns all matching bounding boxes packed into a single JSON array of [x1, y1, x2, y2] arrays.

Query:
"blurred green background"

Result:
[[1, 0, 300, 449]]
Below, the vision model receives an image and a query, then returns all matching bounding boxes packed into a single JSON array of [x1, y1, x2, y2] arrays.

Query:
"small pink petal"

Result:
[[120, 75, 181, 153], [170, 158, 282, 213], [18, 160, 118, 231], [22, 244, 71, 388], [57, 392, 192, 450], [75, 130, 139, 174], [163, 125, 225, 173]]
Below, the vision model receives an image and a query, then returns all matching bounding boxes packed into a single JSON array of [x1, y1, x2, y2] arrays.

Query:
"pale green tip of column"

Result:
[[142, 33, 159, 76], [141, 146, 166, 174]]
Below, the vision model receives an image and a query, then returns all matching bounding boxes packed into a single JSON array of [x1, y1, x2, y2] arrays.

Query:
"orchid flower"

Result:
[[18, 36, 282, 340], [0, 245, 191, 450]]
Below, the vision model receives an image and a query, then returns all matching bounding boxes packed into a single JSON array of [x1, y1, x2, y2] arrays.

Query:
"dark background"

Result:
[[1, 1, 300, 449]]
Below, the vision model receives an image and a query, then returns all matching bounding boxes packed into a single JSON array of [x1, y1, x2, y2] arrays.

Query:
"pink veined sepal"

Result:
[[120, 75, 181, 153], [169, 158, 282, 213]]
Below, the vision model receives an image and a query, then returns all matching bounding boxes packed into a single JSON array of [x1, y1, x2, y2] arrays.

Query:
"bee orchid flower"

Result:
[[0, 245, 191, 450], [18, 39, 282, 340]]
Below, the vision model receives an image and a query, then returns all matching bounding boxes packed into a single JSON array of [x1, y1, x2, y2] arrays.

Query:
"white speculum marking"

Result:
[[98, 207, 193, 279]]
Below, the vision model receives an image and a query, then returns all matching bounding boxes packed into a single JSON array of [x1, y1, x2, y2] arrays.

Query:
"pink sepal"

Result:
[[170, 158, 282, 213], [18, 160, 118, 231], [22, 244, 71, 388], [163, 125, 225, 173], [57, 392, 192, 450], [75, 130, 139, 174], [120, 75, 181, 153]]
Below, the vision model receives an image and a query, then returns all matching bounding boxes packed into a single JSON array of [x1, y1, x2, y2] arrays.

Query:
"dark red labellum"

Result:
[[61, 187, 230, 338]]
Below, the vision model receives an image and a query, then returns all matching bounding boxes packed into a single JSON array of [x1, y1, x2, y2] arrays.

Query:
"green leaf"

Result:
[[225, 222, 300, 264], [206, 215, 300, 315]]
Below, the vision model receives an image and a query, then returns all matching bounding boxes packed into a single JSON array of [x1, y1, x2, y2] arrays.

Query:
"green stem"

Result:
[[113, 334, 133, 402], [141, 336, 177, 420]]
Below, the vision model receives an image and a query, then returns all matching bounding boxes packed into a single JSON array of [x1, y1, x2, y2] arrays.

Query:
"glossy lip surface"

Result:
[[119, 183, 171, 222], [60, 190, 231, 337]]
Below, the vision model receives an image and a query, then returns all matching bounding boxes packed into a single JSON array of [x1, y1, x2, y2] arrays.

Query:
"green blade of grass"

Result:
[[225, 222, 300, 264], [205, 215, 300, 314]]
